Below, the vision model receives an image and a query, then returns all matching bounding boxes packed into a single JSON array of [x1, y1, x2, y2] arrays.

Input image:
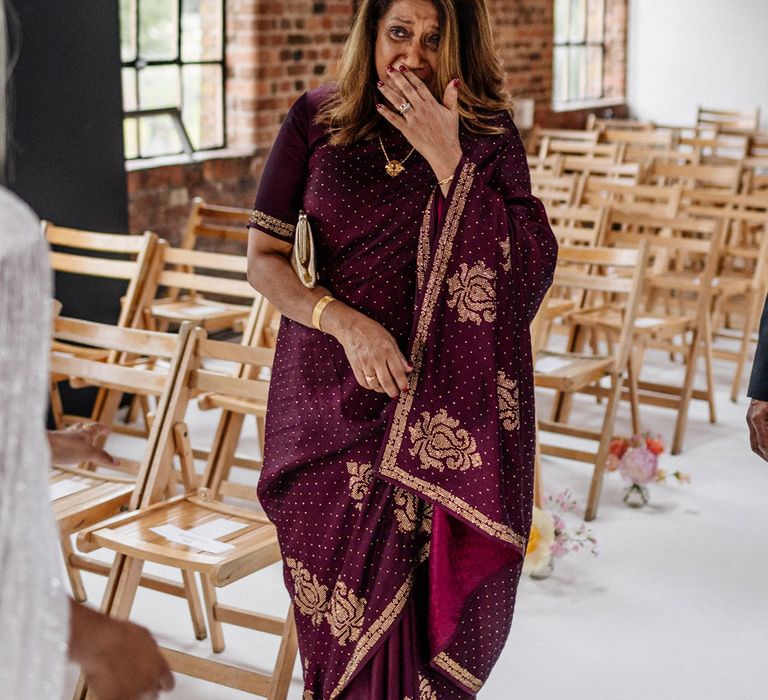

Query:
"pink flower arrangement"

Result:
[[545, 490, 599, 559]]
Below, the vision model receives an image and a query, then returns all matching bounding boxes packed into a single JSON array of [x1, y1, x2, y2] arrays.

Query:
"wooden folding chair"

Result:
[[647, 160, 742, 193], [528, 127, 599, 156], [571, 212, 726, 454], [535, 242, 650, 520], [542, 139, 621, 161], [566, 160, 642, 199], [678, 133, 749, 165], [527, 153, 564, 176], [586, 115, 655, 132], [45, 224, 161, 427], [680, 189, 768, 400], [50, 318, 202, 628], [75, 328, 298, 700], [577, 180, 683, 216], [531, 171, 578, 208], [180, 197, 252, 251], [697, 106, 760, 134], [143, 240, 260, 334], [602, 129, 676, 164]]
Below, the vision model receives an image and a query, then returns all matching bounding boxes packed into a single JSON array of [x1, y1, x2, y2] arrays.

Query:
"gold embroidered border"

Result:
[[379, 161, 476, 475], [416, 191, 435, 291], [384, 464, 527, 550], [434, 652, 483, 693], [248, 209, 295, 239], [330, 571, 415, 699]]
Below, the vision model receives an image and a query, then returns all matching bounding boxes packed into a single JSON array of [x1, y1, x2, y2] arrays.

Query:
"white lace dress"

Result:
[[0, 186, 68, 697]]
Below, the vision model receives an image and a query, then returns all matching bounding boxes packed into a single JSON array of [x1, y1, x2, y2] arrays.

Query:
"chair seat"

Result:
[[51, 467, 135, 535], [150, 297, 250, 330], [83, 495, 280, 586], [568, 307, 694, 338], [534, 351, 614, 391]]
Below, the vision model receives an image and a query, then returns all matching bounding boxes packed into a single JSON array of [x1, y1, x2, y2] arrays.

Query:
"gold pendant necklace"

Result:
[[379, 135, 415, 177]]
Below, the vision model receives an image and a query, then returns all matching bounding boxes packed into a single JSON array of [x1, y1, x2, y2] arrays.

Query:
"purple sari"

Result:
[[248, 86, 556, 699]]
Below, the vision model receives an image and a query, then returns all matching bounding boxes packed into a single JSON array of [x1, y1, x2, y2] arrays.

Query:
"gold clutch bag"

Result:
[[291, 210, 318, 288]]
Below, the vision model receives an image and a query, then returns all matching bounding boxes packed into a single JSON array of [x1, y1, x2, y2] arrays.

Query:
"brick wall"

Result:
[[128, 0, 627, 239]]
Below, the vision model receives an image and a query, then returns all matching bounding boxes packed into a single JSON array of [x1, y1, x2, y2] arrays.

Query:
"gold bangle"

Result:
[[312, 295, 336, 331], [437, 174, 454, 187]]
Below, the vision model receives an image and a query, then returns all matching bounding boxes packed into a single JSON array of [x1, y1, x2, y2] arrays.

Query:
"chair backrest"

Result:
[[578, 179, 683, 217], [528, 127, 598, 155], [648, 161, 742, 193], [44, 223, 158, 328], [546, 206, 607, 247], [678, 134, 749, 164], [697, 106, 760, 133], [602, 129, 676, 164], [50, 318, 192, 474], [527, 154, 564, 175], [180, 197, 252, 252], [541, 140, 620, 161], [564, 158, 641, 183], [586, 115, 655, 132], [530, 172, 578, 208], [552, 243, 650, 371]]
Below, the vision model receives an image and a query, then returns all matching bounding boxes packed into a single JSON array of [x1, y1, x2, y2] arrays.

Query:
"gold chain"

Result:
[[378, 135, 415, 177]]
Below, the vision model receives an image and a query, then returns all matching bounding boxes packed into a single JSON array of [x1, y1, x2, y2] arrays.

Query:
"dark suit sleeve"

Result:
[[747, 293, 768, 400]]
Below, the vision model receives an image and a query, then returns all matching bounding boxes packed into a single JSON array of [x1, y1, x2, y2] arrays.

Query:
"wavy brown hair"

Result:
[[316, 0, 513, 146]]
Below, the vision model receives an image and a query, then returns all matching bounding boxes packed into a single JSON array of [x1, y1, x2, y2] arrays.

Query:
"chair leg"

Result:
[[267, 604, 299, 700], [671, 326, 703, 456], [585, 372, 625, 522], [627, 349, 642, 435], [61, 535, 87, 602], [702, 313, 717, 425], [181, 570, 208, 641], [200, 573, 225, 653]]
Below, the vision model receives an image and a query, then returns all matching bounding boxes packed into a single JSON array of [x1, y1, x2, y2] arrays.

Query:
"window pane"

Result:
[[138, 0, 178, 61], [568, 46, 587, 101], [182, 64, 224, 149], [138, 65, 180, 110], [139, 114, 184, 158], [569, 0, 586, 43], [181, 0, 224, 62], [587, 46, 603, 99], [123, 117, 139, 159], [119, 0, 137, 62], [554, 46, 569, 104], [587, 0, 605, 43], [554, 0, 570, 44], [122, 68, 137, 111]]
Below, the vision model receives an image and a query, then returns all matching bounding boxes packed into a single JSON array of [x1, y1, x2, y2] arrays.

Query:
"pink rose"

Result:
[[619, 446, 658, 485]]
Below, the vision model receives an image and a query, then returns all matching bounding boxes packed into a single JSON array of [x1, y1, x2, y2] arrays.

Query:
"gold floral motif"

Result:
[[447, 260, 496, 325], [434, 652, 483, 693], [303, 692, 314, 700], [326, 580, 367, 647], [420, 502, 434, 534], [496, 370, 520, 431], [500, 238, 512, 272], [393, 487, 418, 533], [419, 673, 438, 700], [347, 461, 373, 511], [408, 409, 483, 472], [286, 558, 329, 627], [417, 192, 435, 291], [248, 209, 295, 239]]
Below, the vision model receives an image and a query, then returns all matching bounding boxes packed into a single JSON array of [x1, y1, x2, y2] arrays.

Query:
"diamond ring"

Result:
[[398, 102, 413, 115]]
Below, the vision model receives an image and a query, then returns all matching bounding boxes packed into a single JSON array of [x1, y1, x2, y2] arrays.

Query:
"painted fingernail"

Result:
[[399, 65, 408, 72], [453, 78, 460, 87], [386, 64, 395, 73], [376, 80, 384, 87], [375, 103, 383, 109]]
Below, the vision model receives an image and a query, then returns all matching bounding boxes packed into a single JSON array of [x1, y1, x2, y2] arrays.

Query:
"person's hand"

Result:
[[375, 65, 462, 182], [48, 422, 120, 468], [323, 304, 412, 398], [747, 398, 768, 461], [68, 601, 174, 700]]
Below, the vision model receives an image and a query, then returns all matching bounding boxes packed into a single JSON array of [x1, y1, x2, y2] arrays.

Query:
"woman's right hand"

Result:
[[324, 304, 413, 398]]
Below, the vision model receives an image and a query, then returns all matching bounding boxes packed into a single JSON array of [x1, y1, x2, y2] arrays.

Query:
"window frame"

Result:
[[552, 0, 607, 108], [120, 0, 227, 160]]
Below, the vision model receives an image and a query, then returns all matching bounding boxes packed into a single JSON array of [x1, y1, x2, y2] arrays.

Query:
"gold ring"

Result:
[[364, 374, 376, 382], [398, 102, 413, 115]]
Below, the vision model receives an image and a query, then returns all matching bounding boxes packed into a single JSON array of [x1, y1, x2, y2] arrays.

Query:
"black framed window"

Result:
[[553, 0, 605, 105], [119, 0, 226, 159]]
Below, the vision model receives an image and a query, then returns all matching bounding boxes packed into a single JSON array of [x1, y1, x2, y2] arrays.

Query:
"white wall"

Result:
[[627, 0, 768, 129]]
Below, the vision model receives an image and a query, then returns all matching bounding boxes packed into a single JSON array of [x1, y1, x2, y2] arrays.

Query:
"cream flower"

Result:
[[523, 507, 555, 575]]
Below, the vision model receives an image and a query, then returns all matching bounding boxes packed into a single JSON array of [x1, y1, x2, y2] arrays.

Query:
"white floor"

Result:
[[64, 348, 768, 700]]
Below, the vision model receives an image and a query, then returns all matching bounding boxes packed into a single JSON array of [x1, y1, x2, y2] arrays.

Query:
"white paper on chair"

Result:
[[634, 316, 665, 328], [183, 306, 220, 317], [188, 518, 248, 540], [150, 524, 235, 554], [49, 478, 90, 501], [535, 356, 573, 374]]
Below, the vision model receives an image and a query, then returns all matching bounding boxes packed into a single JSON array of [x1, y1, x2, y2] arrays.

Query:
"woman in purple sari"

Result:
[[247, 1, 557, 697]]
